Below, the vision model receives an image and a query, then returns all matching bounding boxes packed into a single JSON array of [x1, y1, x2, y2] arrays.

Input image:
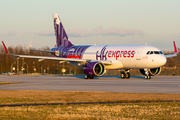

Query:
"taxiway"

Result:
[[0, 75, 180, 94]]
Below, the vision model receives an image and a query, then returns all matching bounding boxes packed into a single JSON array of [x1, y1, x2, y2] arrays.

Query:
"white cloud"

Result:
[[67, 26, 144, 37], [35, 26, 144, 37], [0, 30, 18, 37], [23, 31, 33, 35], [35, 30, 54, 36]]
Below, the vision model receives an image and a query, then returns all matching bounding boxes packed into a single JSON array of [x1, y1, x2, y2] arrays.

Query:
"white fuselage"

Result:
[[81, 45, 166, 69]]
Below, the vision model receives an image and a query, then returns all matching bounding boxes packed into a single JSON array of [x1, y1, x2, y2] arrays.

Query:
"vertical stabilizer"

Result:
[[53, 14, 73, 47]]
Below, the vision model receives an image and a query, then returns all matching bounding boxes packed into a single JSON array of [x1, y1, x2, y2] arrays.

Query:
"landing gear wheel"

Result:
[[125, 72, 130, 79], [145, 75, 151, 79], [121, 72, 125, 79], [84, 75, 89, 79], [89, 76, 94, 79]]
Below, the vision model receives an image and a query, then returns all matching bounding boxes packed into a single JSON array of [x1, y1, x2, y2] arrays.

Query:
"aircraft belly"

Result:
[[119, 58, 149, 69], [105, 59, 123, 69]]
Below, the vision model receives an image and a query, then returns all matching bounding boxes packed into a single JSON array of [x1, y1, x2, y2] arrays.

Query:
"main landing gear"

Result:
[[120, 70, 130, 79], [84, 74, 94, 79]]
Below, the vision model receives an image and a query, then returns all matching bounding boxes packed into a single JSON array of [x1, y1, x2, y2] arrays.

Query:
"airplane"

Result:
[[2, 14, 178, 79]]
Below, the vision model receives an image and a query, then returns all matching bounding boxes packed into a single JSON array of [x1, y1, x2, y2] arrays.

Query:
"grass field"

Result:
[[0, 90, 180, 104], [0, 90, 180, 119], [0, 102, 180, 120]]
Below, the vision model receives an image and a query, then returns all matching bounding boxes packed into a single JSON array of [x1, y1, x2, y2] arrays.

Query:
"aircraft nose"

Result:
[[159, 55, 167, 66]]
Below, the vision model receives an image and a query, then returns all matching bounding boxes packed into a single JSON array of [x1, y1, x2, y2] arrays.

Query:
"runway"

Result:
[[0, 75, 180, 94]]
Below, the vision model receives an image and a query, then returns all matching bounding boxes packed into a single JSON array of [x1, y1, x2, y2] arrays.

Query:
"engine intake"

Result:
[[83, 62, 105, 77], [139, 67, 161, 76]]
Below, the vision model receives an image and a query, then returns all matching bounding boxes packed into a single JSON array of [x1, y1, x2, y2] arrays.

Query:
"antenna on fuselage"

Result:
[[145, 42, 147, 45]]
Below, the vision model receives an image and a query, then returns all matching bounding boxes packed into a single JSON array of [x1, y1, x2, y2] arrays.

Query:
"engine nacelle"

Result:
[[139, 67, 161, 76], [83, 62, 105, 77]]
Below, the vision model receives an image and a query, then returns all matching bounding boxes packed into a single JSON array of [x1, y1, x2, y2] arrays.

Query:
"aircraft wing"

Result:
[[2, 41, 112, 65], [164, 53, 178, 58], [164, 41, 178, 58], [8, 53, 112, 65]]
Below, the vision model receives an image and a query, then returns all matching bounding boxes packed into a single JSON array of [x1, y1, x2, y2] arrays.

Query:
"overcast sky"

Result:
[[0, 0, 180, 51]]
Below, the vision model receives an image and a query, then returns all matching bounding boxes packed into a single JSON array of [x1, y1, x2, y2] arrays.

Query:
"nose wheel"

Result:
[[145, 75, 151, 79], [144, 68, 151, 79]]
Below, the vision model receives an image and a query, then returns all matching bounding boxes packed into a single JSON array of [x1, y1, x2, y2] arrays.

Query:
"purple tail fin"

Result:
[[53, 14, 73, 47]]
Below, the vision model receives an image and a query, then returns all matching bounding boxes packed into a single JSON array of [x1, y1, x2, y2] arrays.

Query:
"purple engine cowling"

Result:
[[139, 67, 161, 76], [83, 62, 105, 77]]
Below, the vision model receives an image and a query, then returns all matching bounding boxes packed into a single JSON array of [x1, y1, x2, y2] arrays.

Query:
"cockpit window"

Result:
[[147, 51, 163, 55], [154, 51, 159, 54], [146, 51, 150, 55], [150, 51, 153, 54]]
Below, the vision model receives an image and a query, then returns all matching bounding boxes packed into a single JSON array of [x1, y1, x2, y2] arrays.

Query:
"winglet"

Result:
[[2, 41, 9, 54], [173, 41, 178, 53]]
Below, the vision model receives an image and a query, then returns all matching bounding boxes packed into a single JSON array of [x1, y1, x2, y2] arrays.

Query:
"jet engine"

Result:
[[83, 62, 105, 77], [139, 67, 161, 76]]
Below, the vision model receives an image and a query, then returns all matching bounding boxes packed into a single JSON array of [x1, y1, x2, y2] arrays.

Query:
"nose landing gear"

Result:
[[144, 68, 151, 79], [145, 75, 151, 79]]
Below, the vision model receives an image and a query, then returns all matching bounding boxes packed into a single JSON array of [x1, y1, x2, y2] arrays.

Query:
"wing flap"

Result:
[[10, 54, 87, 62], [9, 54, 112, 64]]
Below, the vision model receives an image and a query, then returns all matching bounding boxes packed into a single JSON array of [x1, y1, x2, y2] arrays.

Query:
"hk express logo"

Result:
[[96, 46, 108, 60], [96, 46, 135, 60]]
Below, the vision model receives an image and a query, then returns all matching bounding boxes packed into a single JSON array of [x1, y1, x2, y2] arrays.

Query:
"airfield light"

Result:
[[62, 68, 66, 73], [13, 67, 15, 71]]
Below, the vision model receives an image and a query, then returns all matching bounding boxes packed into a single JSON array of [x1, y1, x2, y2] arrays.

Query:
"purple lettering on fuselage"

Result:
[[51, 45, 90, 58], [96, 46, 108, 60]]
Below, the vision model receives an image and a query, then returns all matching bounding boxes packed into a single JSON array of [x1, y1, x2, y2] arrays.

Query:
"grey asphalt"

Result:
[[0, 75, 180, 94]]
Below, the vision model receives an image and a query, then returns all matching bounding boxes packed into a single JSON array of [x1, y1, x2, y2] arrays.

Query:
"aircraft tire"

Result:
[[89, 76, 94, 79], [121, 72, 125, 79], [125, 72, 130, 79], [84, 75, 89, 79], [145, 75, 151, 79]]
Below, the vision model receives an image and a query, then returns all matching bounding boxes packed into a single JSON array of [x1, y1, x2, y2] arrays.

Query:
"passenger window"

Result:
[[150, 51, 153, 54], [146, 51, 150, 55]]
